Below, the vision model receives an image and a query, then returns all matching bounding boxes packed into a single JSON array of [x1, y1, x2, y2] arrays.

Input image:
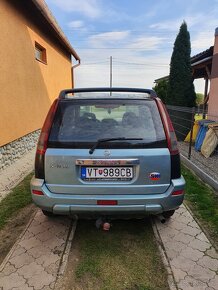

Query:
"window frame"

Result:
[[35, 42, 47, 64]]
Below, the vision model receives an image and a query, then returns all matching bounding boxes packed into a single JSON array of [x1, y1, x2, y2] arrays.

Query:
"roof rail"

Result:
[[58, 87, 157, 99]]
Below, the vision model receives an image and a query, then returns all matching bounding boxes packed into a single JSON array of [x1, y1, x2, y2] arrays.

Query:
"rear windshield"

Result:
[[48, 99, 167, 149]]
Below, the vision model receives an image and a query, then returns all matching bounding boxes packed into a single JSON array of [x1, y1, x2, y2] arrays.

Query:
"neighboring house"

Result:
[[0, 0, 80, 170], [209, 28, 218, 121]]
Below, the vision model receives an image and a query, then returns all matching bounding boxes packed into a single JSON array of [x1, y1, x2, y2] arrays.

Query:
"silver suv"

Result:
[[31, 88, 185, 219]]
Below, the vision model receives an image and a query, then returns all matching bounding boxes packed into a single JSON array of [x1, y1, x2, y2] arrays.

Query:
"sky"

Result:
[[45, 0, 218, 93]]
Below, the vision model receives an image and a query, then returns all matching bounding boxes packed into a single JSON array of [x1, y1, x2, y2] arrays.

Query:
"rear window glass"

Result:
[[49, 99, 166, 148]]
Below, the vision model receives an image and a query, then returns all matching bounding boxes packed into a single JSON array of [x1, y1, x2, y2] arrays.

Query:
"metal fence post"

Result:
[[188, 107, 195, 160]]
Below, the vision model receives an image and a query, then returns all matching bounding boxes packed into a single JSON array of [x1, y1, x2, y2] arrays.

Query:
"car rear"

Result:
[[31, 88, 185, 217]]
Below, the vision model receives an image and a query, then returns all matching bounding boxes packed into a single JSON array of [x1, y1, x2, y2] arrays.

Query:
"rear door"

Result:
[[45, 97, 171, 195]]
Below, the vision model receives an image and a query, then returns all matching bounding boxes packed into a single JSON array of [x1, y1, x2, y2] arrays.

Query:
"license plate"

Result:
[[81, 167, 133, 180]]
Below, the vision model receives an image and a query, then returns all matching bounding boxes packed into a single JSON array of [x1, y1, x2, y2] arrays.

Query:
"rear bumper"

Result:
[[31, 177, 185, 216], [30, 176, 185, 215]]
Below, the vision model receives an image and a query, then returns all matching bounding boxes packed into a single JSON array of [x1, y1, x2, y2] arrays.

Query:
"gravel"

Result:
[[179, 142, 218, 182]]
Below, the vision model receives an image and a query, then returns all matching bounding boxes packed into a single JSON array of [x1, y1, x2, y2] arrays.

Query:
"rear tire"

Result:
[[42, 210, 55, 217], [162, 210, 175, 219]]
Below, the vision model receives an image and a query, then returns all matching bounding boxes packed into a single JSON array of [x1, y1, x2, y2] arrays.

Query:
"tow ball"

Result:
[[95, 217, 111, 231]]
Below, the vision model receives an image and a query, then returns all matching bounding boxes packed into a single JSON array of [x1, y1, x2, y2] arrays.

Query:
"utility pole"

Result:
[[110, 56, 112, 96]]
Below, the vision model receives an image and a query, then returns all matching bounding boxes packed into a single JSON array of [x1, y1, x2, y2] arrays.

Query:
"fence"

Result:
[[166, 105, 218, 181]]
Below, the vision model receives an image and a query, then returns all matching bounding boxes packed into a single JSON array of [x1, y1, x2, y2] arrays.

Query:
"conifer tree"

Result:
[[167, 22, 196, 107]]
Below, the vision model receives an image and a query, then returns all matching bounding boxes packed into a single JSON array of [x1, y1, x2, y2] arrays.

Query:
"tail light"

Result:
[[156, 99, 181, 179], [156, 100, 179, 155], [35, 99, 59, 179], [172, 189, 184, 196], [32, 190, 44, 195]]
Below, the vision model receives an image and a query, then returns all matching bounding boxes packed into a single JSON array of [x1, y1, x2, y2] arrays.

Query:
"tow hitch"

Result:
[[95, 217, 111, 231]]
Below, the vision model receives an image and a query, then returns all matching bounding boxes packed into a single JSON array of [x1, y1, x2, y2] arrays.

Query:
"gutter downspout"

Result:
[[71, 59, 81, 88]]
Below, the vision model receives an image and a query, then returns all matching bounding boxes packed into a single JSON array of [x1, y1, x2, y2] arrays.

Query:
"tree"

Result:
[[153, 80, 168, 103], [196, 93, 204, 105], [167, 21, 196, 107]]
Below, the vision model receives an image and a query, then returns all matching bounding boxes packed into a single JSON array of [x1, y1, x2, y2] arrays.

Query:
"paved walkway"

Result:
[[0, 210, 74, 290], [155, 204, 218, 290], [0, 149, 35, 202]]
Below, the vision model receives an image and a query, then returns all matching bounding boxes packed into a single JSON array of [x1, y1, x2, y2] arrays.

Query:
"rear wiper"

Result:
[[89, 137, 143, 154]]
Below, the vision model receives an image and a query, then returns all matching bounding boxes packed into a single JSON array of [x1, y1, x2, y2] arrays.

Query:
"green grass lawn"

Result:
[[182, 165, 218, 245], [71, 219, 169, 290], [0, 173, 33, 230]]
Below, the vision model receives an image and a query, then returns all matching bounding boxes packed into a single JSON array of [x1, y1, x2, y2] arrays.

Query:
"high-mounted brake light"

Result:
[[35, 99, 59, 179]]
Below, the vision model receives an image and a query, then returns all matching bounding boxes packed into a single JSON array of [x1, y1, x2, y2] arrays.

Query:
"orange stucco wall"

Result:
[[0, 0, 73, 146], [208, 29, 218, 121]]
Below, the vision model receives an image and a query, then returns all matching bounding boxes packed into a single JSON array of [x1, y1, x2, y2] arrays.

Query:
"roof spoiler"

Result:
[[58, 87, 157, 99]]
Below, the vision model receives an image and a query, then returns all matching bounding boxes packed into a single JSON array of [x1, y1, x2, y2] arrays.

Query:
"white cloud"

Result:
[[88, 31, 130, 47], [150, 15, 204, 32], [68, 20, 84, 29], [128, 36, 165, 51], [150, 20, 182, 31], [191, 31, 214, 52], [87, 32, 165, 52], [48, 0, 101, 18]]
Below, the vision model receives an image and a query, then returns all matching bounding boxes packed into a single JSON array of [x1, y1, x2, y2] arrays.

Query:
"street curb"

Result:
[[181, 154, 218, 191], [152, 218, 178, 290], [0, 209, 38, 272], [54, 217, 78, 288]]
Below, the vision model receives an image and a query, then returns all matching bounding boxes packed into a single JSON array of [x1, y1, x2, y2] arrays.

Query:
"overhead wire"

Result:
[[80, 59, 169, 67], [74, 47, 173, 50]]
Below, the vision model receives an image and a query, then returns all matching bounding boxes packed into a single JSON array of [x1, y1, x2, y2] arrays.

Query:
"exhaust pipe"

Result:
[[95, 217, 103, 229], [157, 214, 166, 224]]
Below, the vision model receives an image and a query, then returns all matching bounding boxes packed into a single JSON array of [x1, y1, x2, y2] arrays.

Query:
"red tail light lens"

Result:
[[169, 131, 179, 155], [155, 98, 181, 179], [37, 99, 59, 155], [156, 100, 179, 155], [97, 200, 118, 205], [172, 190, 184, 196], [35, 99, 59, 179], [32, 190, 44, 195]]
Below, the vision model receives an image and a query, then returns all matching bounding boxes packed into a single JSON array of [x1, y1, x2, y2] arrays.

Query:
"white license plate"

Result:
[[81, 167, 133, 180]]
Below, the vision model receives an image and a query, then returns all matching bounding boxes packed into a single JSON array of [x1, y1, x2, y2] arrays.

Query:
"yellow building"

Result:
[[0, 0, 80, 169]]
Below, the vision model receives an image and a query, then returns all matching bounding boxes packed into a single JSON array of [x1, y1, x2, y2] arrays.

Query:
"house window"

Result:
[[35, 42, 47, 64]]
